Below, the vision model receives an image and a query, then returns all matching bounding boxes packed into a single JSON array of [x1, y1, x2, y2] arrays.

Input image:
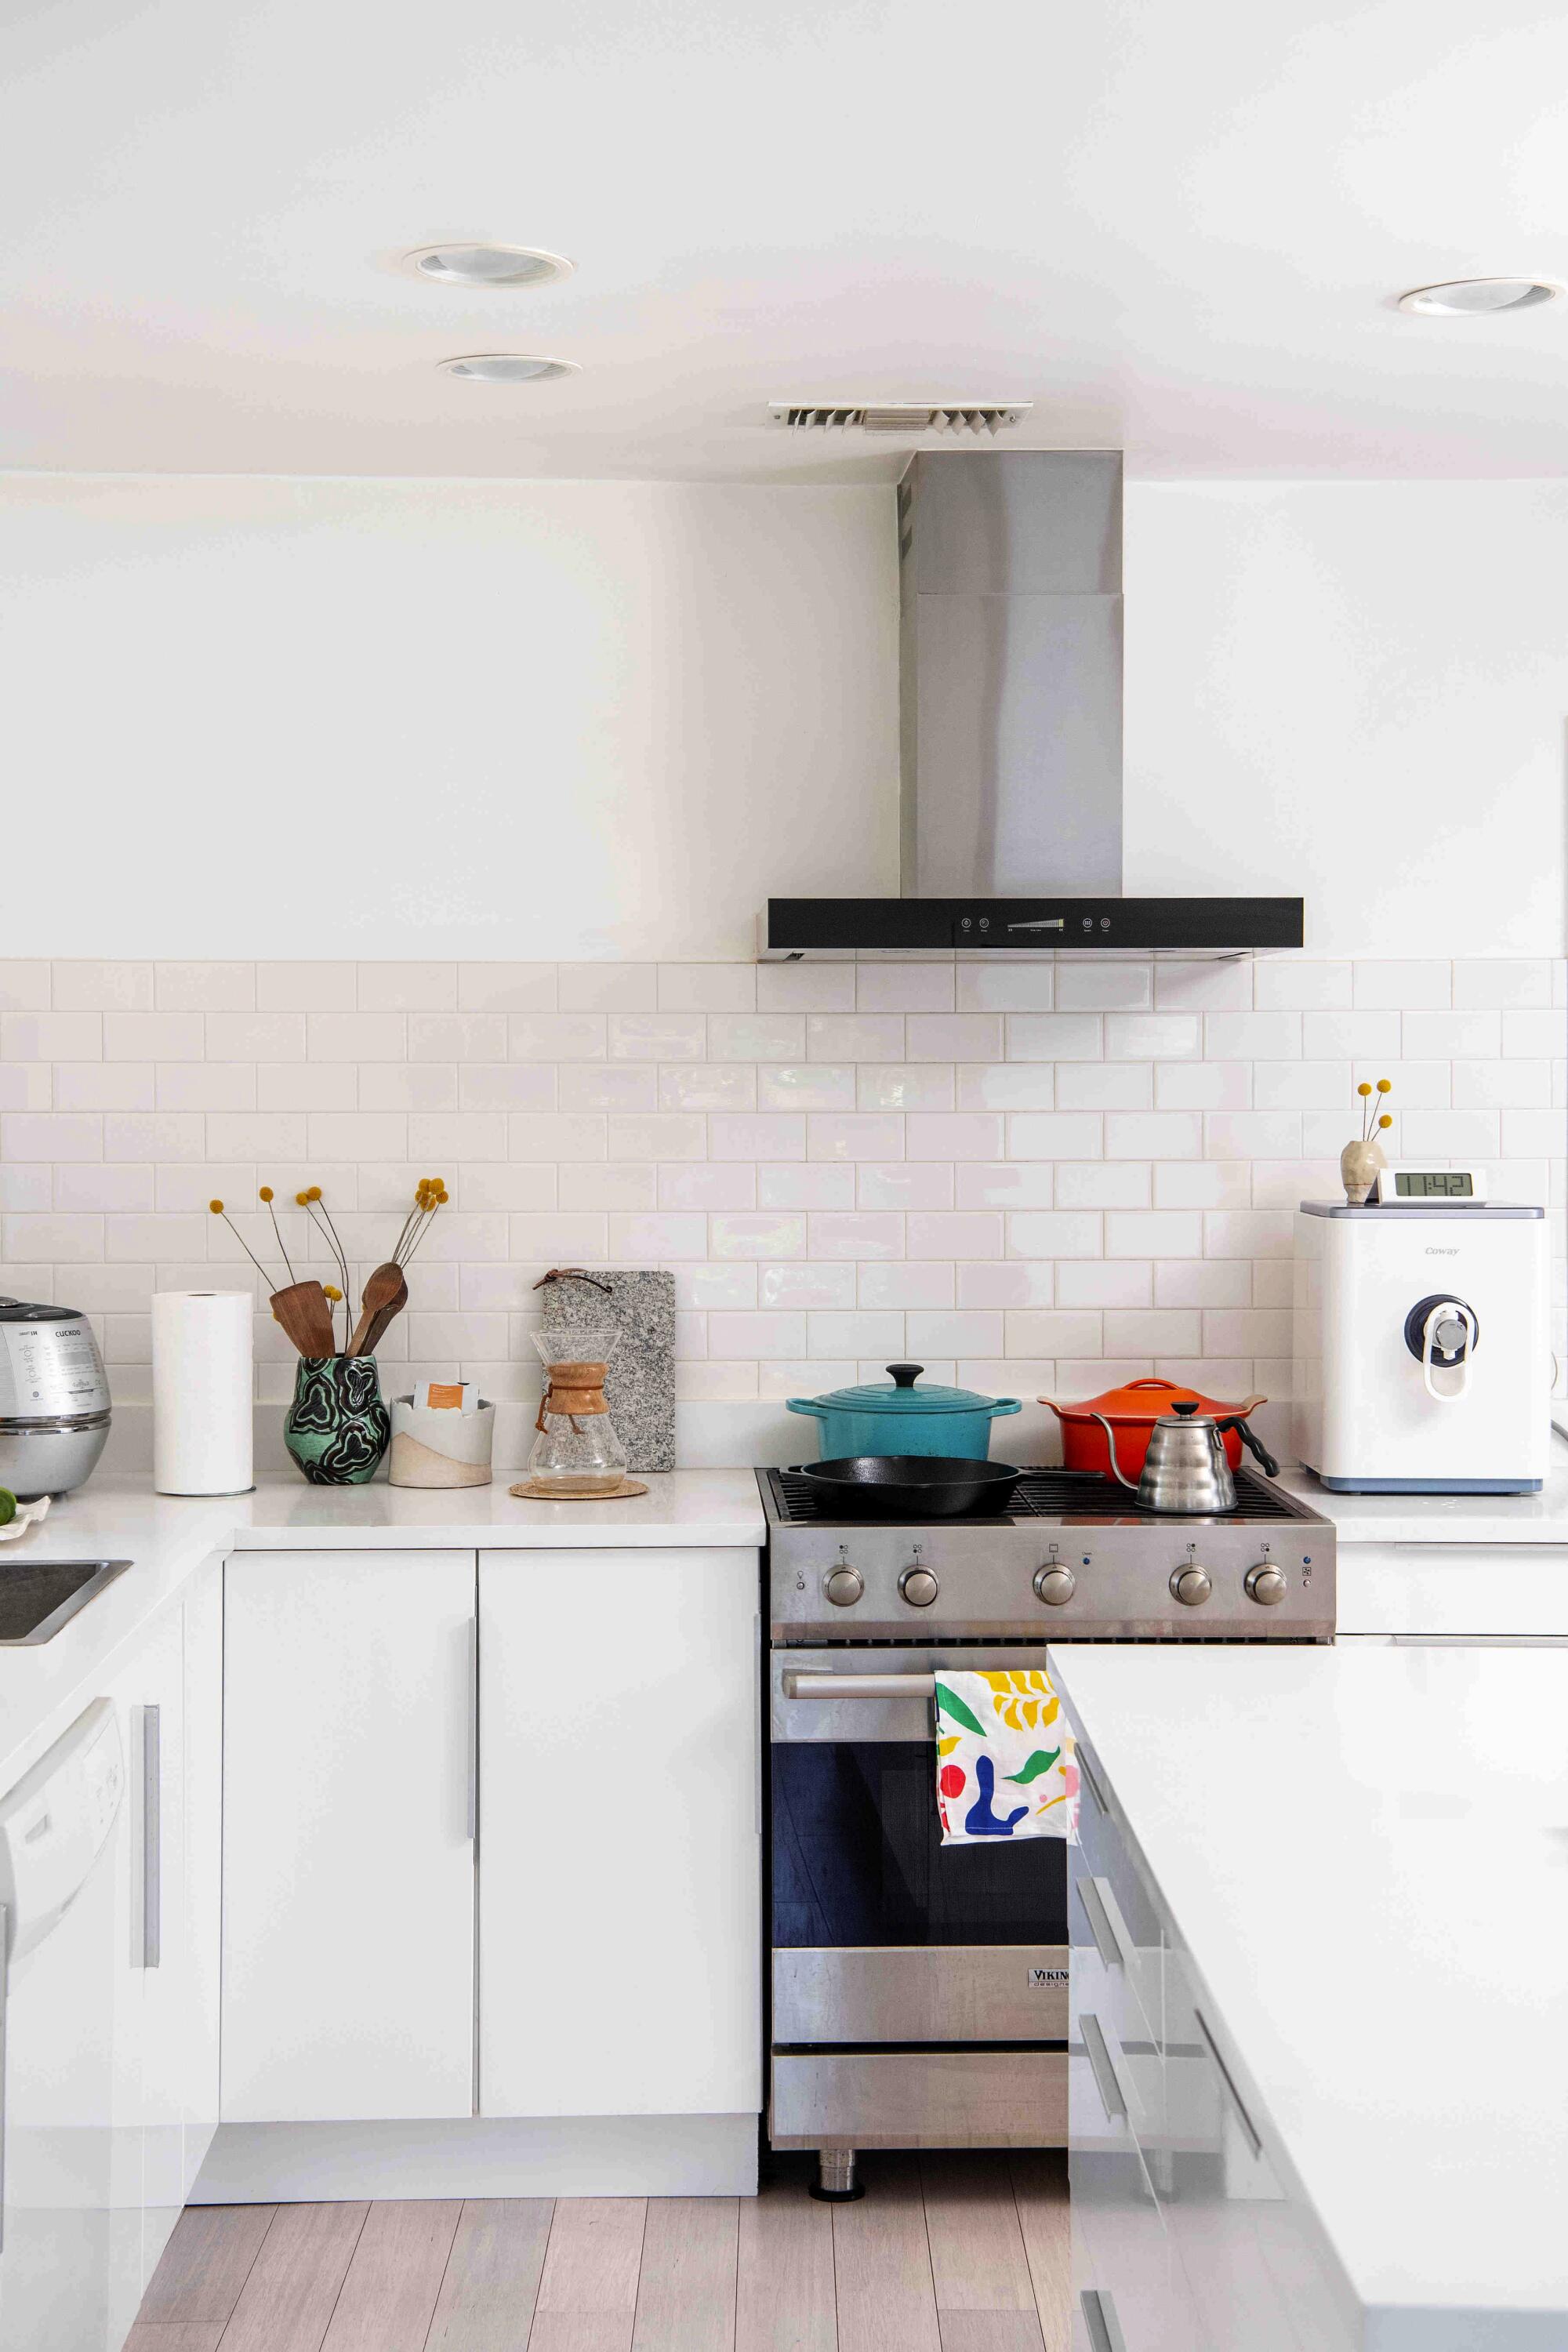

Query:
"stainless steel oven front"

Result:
[[768, 1646, 1069, 2191]]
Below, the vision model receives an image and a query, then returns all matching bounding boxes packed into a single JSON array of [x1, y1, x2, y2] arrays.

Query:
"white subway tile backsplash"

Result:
[[1105, 1014, 1200, 1062], [956, 1064, 1055, 1110], [856, 963, 955, 1013], [1008, 1013, 1102, 1062], [807, 1014, 905, 1062], [709, 1311, 808, 1359], [758, 1163, 856, 1210], [559, 964, 659, 1012], [658, 964, 757, 1013], [0, 954, 1559, 1455], [956, 962, 1054, 1011], [858, 1164, 953, 1211], [1402, 1010, 1502, 1060], [859, 1065, 956, 1112], [1352, 960, 1450, 1009], [954, 1164, 1054, 1208]]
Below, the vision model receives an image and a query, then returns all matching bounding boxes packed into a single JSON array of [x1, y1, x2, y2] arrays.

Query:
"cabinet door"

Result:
[[127, 1602, 189, 2290], [180, 1557, 223, 2187], [222, 1550, 477, 2122], [478, 1546, 760, 2118]]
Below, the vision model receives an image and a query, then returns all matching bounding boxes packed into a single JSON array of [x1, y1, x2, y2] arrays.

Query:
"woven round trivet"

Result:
[[509, 1477, 650, 1501]]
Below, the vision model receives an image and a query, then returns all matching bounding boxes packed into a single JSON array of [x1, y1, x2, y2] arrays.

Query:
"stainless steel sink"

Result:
[[0, 1559, 132, 1644]]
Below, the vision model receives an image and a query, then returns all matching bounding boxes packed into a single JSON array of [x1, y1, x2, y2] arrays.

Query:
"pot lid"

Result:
[[1046, 1376, 1263, 1423], [808, 1363, 1006, 1415]]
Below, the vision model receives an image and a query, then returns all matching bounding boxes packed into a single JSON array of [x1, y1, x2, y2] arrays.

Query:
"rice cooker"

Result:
[[0, 1299, 113, 1498]]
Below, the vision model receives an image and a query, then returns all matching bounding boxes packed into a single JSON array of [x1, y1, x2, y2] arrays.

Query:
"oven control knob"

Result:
[[1245, 1563, 1287, 1606], [823, 1564, 864, 1607], [1033, 1565, 1076, 1606], [898, 1566, 940, 1608], [1170, 1564, 1212, 1607]]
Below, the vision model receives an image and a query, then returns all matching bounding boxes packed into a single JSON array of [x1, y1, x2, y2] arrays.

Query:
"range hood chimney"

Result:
[[764, 450, 1302, 956]]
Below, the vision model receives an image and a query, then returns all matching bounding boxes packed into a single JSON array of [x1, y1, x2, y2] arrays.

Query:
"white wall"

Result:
[[0, 473, 898, 960], [1124, 481, 1568, 958], [3, 471, 1567, 961]]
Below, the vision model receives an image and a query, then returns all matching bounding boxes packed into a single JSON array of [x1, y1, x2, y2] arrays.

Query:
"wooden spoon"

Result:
[[347, 1261, 408, 1357], [270, 1280, 338, 1358]]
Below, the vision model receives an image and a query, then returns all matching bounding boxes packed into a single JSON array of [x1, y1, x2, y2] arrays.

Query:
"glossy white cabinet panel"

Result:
[[181, 1559, 223, 2187], [221, 1550, 477, 2122], [478, 1546, 761, 2119], [125, 1602, 188, 2292], [1337, 1542, 1568, 1637]]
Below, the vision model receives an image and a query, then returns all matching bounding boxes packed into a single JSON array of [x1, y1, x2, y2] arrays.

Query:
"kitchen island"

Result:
[[1050, 1641, 1568, 2350]]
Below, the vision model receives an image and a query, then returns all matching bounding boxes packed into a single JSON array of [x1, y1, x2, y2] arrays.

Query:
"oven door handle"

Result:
[[782, 1672, 938, 1700]]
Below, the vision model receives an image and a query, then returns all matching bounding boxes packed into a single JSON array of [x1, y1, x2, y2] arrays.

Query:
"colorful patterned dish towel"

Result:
[[935, 1668, 1078, 1846]]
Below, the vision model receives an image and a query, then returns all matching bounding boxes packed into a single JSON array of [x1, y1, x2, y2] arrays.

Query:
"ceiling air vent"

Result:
[[768, 401, 1032, 436]]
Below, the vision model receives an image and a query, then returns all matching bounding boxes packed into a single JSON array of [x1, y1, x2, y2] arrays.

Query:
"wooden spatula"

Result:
[[270, 1280, 338, 1357], [347, 1261, 408, 1357]]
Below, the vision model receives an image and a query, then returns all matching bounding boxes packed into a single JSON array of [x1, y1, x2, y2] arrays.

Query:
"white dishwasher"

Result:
[[0, 1698, 128, 2351]]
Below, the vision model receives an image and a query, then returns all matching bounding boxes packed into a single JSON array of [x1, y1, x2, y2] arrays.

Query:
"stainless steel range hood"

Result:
[[763, 450, 1302, 956]]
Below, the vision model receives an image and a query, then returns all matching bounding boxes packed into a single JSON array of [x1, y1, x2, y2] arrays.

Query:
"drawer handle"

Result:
[[1076, 1875, 1123, 1971], [1081, 2287, 1127, 2352], [1080, 2009, 1127, 2124], [140, 1704, 162, 1971], [1078, 1749, 1109, 1817], [1194, 2007, 1262, 2158]]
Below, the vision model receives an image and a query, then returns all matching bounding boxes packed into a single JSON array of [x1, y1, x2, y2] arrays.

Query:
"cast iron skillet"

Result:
[[792, 1454, 1024, 1518]]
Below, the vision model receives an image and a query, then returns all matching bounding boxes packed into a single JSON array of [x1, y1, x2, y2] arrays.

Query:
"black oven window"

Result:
[[772, 1740, 1067, 1947]]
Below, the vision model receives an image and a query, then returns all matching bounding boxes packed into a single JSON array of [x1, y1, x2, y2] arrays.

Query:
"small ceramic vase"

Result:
[[1340, 1137, 1386, 1206], [284, 1355, 391, 1485]]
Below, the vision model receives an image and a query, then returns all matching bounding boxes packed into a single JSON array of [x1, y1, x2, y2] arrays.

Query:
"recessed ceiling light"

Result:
[[1397, 276, 1560, 316], [405, 243, 573, 289], [437, 354, 579, 384]]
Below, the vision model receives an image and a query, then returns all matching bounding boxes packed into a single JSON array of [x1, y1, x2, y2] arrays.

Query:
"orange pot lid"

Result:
[[1043, 1375, 1265, 1423]]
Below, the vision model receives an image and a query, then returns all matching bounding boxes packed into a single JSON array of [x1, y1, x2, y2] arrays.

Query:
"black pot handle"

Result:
[[887, 1363, 925, 1388], [1218, 1413, 1279, 1480]]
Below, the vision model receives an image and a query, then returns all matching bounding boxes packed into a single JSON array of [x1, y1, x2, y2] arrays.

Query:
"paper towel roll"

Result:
[[152, 1290, 254, 1495]]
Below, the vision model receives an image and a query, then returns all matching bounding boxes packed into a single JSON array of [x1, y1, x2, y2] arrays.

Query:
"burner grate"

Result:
[[768, 1465, 1301, 1527]]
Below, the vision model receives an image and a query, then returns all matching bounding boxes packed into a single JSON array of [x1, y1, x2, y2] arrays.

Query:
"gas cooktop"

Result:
[[760, 1465, 1335, 1643]]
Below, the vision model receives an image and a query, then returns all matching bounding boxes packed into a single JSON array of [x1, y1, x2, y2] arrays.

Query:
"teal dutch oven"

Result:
[[786, 1363, 1022, 1461]]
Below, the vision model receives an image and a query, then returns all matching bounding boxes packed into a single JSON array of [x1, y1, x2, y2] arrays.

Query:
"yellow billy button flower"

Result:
[[1377, 1112, 1392, 1129], [1356, 1082, 1372, 1098], [1377, 1078, 1392, 1093], [259, 1185, 274, 1203], [209, 1199, 223, 1214], [307, 1186, 322, 1203], [322, 1284, 343, 1302]]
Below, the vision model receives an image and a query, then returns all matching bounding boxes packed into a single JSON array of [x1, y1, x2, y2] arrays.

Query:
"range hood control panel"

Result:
[[764, 898, 1305, 957]]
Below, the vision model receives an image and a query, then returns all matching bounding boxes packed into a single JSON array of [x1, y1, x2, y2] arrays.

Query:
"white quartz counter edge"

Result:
[[1280, 1437, 1568, 1542], [1051, 1642, 1568, 2347], [0, 1471, 765, 1790]]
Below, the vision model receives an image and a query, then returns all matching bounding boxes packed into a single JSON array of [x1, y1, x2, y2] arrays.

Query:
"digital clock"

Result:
[[1373, 1165, 1487, 1203]]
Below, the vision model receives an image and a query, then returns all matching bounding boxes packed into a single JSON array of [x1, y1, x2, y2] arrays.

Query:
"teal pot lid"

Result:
[[806, 1363, 1009, 1415]]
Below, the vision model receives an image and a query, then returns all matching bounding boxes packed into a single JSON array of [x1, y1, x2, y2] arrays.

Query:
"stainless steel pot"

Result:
[[0, 1299, 112, 1499], [1092, 1397, 1279, 1514]]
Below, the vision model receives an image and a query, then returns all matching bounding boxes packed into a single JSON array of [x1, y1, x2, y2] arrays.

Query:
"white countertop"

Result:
[[1282, 1443, 1568, 1544], [0, 1470, 765, 1787], [1051, 1642, 1568, 2345]]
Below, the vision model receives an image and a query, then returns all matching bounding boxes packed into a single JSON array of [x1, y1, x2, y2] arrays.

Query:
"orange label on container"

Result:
[[426, 1382, 464, 1410]]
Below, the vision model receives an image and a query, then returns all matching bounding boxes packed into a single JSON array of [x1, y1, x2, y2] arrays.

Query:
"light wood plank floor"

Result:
[[132, 2154, 1069, 2352]]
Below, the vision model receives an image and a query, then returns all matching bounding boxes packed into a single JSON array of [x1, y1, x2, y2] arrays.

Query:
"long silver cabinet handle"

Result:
[[1076, 1876, 1123, 1971], [141, 1705, 162, 1969], [1080, 2009, 1127, 2124], [1081, 2287, 1127, 2352], [465, 1619, 479, 1846], [1194, 2006, 1261, 2158], [1077, 1747, 1109, 1818]]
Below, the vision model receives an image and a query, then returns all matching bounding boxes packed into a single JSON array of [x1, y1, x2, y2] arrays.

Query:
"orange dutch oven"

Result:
[[1041, 1377, 1266, 1481]]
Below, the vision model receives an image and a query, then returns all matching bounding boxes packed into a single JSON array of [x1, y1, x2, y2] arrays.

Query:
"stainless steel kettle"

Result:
[[1091, 1397, 1279, 1514]]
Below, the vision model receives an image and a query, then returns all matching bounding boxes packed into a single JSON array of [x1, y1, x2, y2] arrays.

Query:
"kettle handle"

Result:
[[1089, 1412, 1137, 1491], [1218, 1412, 1280, 1480]]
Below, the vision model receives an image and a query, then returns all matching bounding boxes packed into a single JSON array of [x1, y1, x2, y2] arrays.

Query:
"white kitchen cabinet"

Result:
[[477, 1546, 760, 2119], [221, 1550, 476, 2122], [181, 1558, 223, 2183], [128, 1598, 189, 2288]]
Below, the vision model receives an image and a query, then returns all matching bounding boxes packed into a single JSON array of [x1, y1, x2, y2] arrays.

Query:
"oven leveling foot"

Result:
[[809, 2147, 864, 2202]]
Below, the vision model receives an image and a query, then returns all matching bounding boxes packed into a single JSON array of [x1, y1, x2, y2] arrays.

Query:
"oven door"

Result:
[[770, 1646, 1069, 2050]]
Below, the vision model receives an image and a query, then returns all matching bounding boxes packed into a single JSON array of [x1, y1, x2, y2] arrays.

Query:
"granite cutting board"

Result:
[[535, 1269, 676, 1473]]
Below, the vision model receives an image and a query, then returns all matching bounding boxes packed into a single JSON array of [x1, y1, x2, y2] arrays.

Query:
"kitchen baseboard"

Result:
[[191, 2113, 759, 2201]]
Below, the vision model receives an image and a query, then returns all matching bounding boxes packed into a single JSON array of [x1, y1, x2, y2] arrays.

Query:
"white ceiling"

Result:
[[6, 0, 1568, 482]]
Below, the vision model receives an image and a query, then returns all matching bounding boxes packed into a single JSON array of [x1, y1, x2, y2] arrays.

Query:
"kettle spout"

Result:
[[1090, 1412, 1136, 1490]]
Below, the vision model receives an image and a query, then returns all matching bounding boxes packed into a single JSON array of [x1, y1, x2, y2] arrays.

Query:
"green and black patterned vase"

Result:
[[284, 1356, 391, 1485]]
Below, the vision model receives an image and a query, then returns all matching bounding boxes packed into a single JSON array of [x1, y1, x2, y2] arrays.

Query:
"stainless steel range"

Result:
[[760, 1465, 1335, 2199]]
